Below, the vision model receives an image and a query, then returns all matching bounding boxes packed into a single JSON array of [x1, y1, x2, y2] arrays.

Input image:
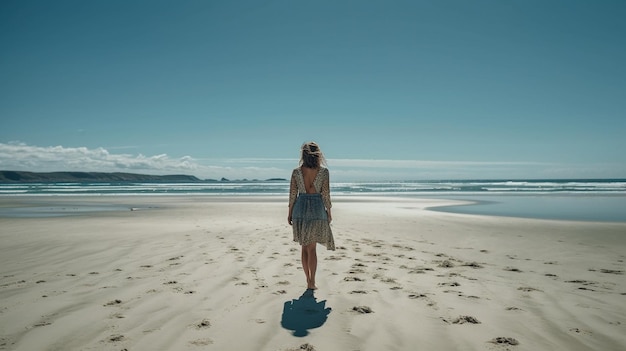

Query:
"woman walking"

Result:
[[288, 142, 335, 290]]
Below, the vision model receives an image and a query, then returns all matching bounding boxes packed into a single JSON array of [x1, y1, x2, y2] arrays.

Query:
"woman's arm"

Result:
[[288, 170, 297, 225], [321, 168, 332, 223]]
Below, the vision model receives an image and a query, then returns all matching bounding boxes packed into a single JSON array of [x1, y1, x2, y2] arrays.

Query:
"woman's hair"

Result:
[[299, 141, 327, 168]]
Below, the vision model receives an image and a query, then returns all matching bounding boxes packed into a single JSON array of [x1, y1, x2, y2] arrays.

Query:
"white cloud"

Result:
[[0, 142, 293, 180], [0, 142, 199, 174], [1, 142, 623, 181]]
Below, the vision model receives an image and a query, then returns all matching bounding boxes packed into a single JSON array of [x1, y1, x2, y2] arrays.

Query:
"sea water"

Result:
[[429, 194, 626, 223], [1, 179, 625, 222]]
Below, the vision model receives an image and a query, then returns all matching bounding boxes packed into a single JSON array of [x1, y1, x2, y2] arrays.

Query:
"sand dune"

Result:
[[1, 196, 624, 350]]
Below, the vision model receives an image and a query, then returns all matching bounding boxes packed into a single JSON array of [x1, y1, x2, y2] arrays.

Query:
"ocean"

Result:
[[1, 179, 625, 222]]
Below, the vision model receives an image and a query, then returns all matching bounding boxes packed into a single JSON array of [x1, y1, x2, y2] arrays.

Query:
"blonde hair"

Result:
[[299, 141, 327, 168]]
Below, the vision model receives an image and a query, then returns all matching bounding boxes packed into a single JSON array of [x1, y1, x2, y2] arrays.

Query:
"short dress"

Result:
[[289, 167, 335, 250]]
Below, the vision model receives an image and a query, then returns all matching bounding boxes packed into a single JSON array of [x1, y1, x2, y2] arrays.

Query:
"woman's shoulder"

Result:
[[295, 166, 328, 174], [318, 166, 330, 179]]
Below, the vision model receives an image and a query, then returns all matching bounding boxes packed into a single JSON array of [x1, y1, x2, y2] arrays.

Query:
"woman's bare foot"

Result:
[[307, 279, 317, 290]]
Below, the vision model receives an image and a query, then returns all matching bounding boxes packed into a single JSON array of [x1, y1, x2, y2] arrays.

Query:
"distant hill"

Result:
[[0, 171, 202, 183]]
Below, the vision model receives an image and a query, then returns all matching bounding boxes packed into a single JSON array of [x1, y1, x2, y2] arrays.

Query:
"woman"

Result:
[[288, 142, 335, 290]]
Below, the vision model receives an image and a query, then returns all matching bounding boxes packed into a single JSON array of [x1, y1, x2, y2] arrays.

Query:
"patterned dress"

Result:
[[289, 167, 335, 250]]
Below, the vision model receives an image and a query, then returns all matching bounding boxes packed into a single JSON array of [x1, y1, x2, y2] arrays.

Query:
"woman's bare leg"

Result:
[[303, 243, 317, 289], [301, 245, 311, 287]]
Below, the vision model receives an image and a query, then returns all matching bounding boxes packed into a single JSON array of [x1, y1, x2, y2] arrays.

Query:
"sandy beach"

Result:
[[0, 195, 625, 351]]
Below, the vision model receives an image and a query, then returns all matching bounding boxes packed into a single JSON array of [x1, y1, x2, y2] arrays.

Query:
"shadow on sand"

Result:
[[281, 289, 332, 337]]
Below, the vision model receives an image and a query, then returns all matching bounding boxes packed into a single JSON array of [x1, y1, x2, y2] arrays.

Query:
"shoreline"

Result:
[[1, 196, 625, 350], [1, 194, 625, 224]]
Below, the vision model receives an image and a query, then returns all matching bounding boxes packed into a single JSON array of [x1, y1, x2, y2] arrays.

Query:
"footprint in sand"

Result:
[[569, 328, 593, 336], [438, 260, 455, 268], [406, 267, 433, 274], [107, 334, 125, 342], [565, 280, 597, 286], [195, 319, 211, 329], [372, 274, 396, 284], [461, 262, 483, 269], [32, 320, 52, 327], [438, 282, 460, 287], [348, 268, 365, 274], [104, 299, 122, 306], [392, 244, 416, 251], [445, 315, 481, 324], [488, 337, 519, 346], [283, 344, 316, 351], [598, 269, 624, 275], [352, 306, 373, 314], [344, 276, 364, 282]]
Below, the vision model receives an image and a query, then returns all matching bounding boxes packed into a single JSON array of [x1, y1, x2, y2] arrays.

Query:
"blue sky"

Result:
[[1, 0, 625, 181]]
